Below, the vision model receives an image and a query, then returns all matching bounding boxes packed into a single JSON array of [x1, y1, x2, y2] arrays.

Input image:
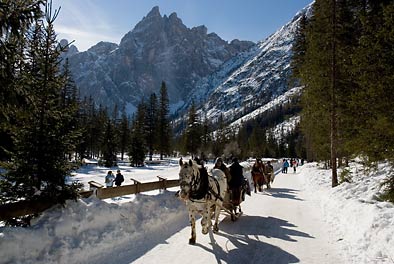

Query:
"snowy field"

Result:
[[0, 159, 393, 263]]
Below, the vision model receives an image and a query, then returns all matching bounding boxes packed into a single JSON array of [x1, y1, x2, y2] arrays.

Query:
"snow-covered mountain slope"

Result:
[[227, 86, 302, 131], [178, 3, 312, 126]]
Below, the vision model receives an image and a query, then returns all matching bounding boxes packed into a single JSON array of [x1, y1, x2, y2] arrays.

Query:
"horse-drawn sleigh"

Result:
[[251, 159, 274, 193], [177, 158, 249, 244]]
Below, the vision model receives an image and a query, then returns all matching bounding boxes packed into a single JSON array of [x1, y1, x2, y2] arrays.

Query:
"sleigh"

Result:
[[220, 179, 250, 221]]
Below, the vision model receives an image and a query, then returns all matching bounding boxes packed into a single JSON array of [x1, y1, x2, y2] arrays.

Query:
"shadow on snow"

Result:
[[262, 187, 304, 201], [194, 214, 313, 264]]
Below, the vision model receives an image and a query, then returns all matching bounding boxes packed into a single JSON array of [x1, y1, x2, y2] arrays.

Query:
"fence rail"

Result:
[[0, 179, 180, 222]]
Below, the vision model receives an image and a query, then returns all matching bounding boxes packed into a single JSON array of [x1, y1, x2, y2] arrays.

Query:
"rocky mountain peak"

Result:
[[146, 6, 161, 18], [64, 6, 256, 113], [192, 25, 208, 35], [87, 41, 118, 55], [168, 12, 178, 20]]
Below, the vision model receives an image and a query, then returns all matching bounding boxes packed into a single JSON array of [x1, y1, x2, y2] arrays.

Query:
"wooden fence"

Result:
[[0, 178, 179, 222]]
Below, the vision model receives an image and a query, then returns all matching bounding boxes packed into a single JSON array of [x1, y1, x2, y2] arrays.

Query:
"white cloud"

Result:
[[53, 0, 122, 51], [56, 25, 119, 51]]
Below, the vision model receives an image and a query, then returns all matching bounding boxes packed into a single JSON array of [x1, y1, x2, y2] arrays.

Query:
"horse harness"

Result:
[[185, 167, 223, 203]]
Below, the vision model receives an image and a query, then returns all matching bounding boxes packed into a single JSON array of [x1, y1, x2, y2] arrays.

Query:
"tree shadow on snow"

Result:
[[194, 215, 314, 264]]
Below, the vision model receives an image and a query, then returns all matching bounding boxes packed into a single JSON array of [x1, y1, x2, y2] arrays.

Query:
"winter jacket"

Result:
[[105, 174, 115, 187], [229, 162, 244, 188], [214, 158, 232, 183], [114, 173, 124, 186]]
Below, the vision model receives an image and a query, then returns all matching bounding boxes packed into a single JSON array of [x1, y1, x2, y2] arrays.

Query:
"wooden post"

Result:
[[157, 176, 167, 191], [88, 181, 104, 191], [130, 178, 141, 193]]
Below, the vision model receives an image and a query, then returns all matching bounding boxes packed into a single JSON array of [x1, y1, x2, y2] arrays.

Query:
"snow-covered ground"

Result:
[[1, 159, 393, 263]]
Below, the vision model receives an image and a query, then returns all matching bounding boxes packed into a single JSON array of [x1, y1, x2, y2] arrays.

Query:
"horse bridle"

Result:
[[179, 165, 199, 195]]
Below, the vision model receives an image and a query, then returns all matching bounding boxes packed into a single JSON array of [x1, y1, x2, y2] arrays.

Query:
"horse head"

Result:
[[178, 158, 201, 200]]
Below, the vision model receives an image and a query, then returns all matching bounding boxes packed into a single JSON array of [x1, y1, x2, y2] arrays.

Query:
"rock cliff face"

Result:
[[64, 6, 254, 110], [179, 4, 313, 124]]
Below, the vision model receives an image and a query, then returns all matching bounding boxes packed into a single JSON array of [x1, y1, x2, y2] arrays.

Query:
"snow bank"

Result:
[[0, 192, 186, 264], [302, 162, 394, 264]]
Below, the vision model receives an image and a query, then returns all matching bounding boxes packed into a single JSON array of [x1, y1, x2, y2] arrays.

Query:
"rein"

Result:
[[208, 176, 223, 202]]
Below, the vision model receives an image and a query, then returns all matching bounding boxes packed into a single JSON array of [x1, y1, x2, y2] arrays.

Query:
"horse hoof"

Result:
[[202, 228, 208, 235], [213, 225, 219, 233], [189, 238, 196, 245]]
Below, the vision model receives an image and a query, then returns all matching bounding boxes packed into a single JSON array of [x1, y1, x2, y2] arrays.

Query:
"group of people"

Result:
[[105, 170, 124, 187], [213, 157, 247, 206], [282, 158, 301, 173]]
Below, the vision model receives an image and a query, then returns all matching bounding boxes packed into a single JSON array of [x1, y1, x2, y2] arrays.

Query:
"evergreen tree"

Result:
[[212, 113, 226, 157], [110, 104, 120, 155], [248, 125, 265, 157], [101, 118, 117, 167], [350, 1, 394, 201], [146, 93, 158, 161], [129, 102, 146, 166], [290, 14, 308, 86], [93, 105, 108, 158], [75, 97, 90, 162], [158, 81, 171, 159], [184, 101, 202, 158], [296, 0, 359, 186], [200, 113, 212, 157], [0, 0, 43, 161], [1, 1, 80, 203], [118, 105, 130, 161], [236, 124, 250, 159], [60, 59, 80, 161], [350, 1, 394, 163]]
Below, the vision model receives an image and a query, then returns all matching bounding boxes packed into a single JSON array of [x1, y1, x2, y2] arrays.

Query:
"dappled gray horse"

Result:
[[178, 159, 227, 244]]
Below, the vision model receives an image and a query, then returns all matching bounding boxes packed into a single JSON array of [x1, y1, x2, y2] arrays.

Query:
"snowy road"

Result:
[[101, 166, 344, 264]]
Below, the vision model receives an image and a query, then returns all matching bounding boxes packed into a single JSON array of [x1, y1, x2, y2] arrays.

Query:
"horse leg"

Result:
[[201, 204, 211, 235], [213, 202, 221, 233], [189, 209, 196, 244], [253, 178, 257, 193]]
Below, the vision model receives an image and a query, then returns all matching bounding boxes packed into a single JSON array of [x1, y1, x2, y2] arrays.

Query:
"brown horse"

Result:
[[251, 160, 266, 192]]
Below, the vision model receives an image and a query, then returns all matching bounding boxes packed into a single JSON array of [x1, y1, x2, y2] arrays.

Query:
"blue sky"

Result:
[[52, 0, 312, 51]]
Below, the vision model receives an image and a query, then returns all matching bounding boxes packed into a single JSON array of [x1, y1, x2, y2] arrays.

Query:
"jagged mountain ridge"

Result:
[[180, 3, 313, 125], [63, 6, 254, 111]]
